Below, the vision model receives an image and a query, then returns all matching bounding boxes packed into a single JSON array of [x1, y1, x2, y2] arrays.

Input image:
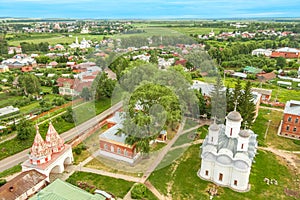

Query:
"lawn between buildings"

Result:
[[66, 171, 134, 199], [148, 144, 299, 200]]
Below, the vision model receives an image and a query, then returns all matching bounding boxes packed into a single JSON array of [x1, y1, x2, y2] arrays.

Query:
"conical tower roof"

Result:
[[30, 125, 51, 159], [45, 122, 64, 153]]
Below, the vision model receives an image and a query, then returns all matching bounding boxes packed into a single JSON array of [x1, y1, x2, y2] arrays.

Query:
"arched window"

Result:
[[104, 144, 108, 150], [124, 149, 128, 156], [110, 145, 114, 152], [117, 148, 121, 154], [288, 116, 292, 122], [286, 125, 290, 131]]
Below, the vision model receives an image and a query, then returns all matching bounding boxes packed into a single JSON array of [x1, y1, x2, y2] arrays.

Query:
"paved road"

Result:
[[0, 101, 122, 172]]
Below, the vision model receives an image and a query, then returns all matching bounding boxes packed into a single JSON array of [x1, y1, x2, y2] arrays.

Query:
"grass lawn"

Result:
[[131, 183, 159, 200], [85, 158, 140, 178], [73, 98, 111, 125], [0, 164, 22, 178], [172, 131, 195, 147], [255, 108, 300, 151], [149, 144, 299, 200], [183, 118, 199, 130], [73, 148, 90, 165], [67, 171, 134, 198]]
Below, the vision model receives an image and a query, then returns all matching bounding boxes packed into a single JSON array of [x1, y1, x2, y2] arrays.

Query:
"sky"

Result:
[[0, 0, 300, 19]]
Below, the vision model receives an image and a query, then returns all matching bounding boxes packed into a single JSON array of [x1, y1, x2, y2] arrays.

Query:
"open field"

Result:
[[149, 144, 299, 200], [8, 34, 104, 46]]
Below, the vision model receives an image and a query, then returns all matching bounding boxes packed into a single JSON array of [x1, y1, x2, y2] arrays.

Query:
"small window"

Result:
[[124, 149, 128, 156], [230, 128, 233, 136], [241, 143, 244, 149], [295, 118, 299, 123], [205, 170, 209, 176], [104, 144, 108, 150], [286, 125, 290, 131], [234, 180, 238, 186], [117, 148, 121, 154], [219, 173, 223, 181], [288, 116, 292, 122], [110, 146, 114, 152], [211, 137, 213, 142], [293, 127, 297, 132]]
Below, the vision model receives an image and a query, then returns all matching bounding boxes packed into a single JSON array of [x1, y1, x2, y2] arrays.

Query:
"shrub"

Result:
[[0, 179, 7, 187], [131, 184, 147, 199], [74, 147, 82, 155]]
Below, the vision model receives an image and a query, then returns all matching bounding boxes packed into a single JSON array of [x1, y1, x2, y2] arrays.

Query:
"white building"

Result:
[[198, 109, 258, 192], [251, 49, 272, 57]]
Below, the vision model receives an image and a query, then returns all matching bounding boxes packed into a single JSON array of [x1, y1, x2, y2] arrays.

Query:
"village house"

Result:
[[56, 77, 93, 96], [198, 109, 258, 192], [256, 72, 277, 82], [279, 100, 300, 140], [271, 47, 300, 59], [251, 88, 272, 102], [0, 170, 48, 200], [8, 46, 22, 55], [251, 49, 272, 57]]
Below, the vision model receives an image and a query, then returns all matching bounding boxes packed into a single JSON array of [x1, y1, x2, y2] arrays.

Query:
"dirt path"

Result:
[[259, 146, 300, 174]]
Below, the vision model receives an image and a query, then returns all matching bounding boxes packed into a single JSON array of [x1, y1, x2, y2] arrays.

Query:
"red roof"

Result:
[[271, 52, 299, 59], [256, 72, 276, 81], [175, 59, 187, 66], [74, 81, 93, 92], [56, 78, 76, 88]]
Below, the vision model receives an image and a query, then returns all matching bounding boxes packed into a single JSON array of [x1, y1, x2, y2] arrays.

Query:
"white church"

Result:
[[198, 108, 258, 192]]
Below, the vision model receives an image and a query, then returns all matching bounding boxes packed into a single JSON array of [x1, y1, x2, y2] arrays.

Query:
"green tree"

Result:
[[81, 87, 91, 101], [35, 55, 50, 64], [238, 81, 256, 127], [18, 74, 41, 95], [62, 107, 74, 123], [17, 119, 35, 140], [92, 72, 116, 100], [131, 184, 148, 199], [210, 75, 226, 123], [149, 51, 158, 64], [276, 56, 286, 68]]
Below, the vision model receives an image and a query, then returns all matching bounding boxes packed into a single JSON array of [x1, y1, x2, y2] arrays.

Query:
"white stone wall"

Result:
[[230, 167, 250, 191], [225, 119, 242, 138], [213, 162, 231, 186], [199, 159, 213, 179]]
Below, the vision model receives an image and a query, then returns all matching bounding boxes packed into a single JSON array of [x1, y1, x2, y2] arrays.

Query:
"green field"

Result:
[[67, 171, 134, 198], [8, 34, 104, 46], [149, 144, 299, 200]]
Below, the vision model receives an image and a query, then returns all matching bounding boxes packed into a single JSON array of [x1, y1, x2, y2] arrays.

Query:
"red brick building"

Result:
[[271, 47, 300, 59], [279, 100, 300, 140], [99, 112, 140, 164]]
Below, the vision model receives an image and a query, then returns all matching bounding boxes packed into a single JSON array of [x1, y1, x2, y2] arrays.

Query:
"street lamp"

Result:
[[264, 120, 272, 140]]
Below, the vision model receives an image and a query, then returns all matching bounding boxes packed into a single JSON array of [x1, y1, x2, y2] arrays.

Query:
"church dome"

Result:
[[239, 130, 251, 138], [209, 123, 219, 131], [227, 111, 242, 121]]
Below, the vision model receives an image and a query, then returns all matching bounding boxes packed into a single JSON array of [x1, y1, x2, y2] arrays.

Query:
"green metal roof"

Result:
[[243, 66, 263, 74], [30, 179, 105, 200]]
